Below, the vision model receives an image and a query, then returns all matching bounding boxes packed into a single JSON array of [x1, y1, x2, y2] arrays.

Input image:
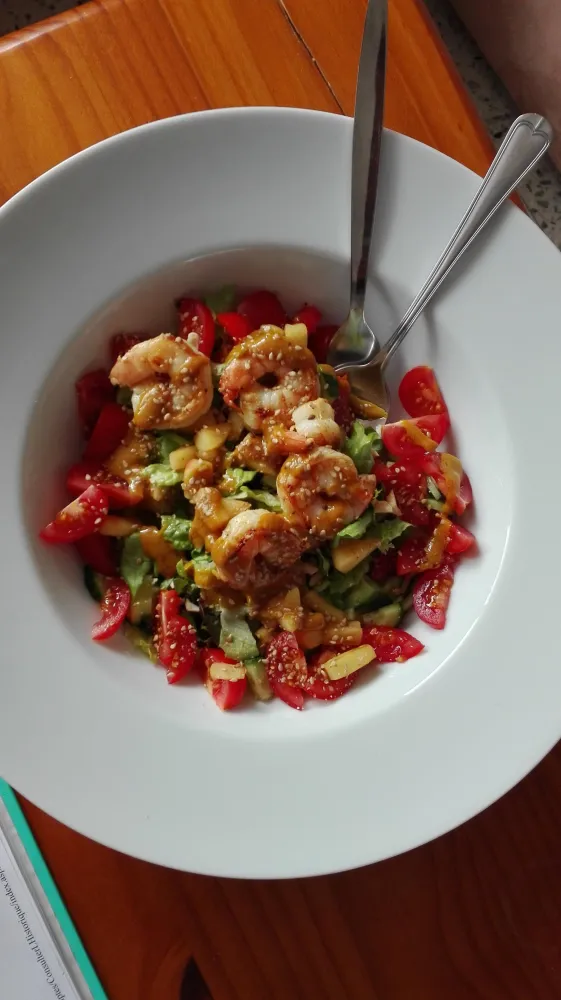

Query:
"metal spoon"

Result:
[[327, 0, 387, 371], [328, 113, 553, 415]]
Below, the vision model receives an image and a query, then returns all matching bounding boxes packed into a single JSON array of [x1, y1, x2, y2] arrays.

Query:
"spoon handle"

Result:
[[350, 0, 387, 314], [378, 113, 553, 368]]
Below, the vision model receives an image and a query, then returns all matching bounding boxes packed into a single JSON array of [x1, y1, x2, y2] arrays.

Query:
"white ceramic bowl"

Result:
[[1, 108, 561, 877]]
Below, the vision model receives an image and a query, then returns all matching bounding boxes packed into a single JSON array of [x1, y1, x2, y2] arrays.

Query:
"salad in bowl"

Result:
[[39, 286, 474, 711]]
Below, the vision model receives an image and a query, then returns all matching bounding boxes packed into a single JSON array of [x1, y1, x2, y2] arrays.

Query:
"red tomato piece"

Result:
[[381, 414, 449, 459], [216, 311, 253, 343], [370, 548, 397, 583], [66, 462, 140, 508], [200, 647, 238, 671], [413, 557, 456, 630], [155, 590, 197, 684], [293, 304, 322, 334], [75, 369, 115, 436], [374, 459, 436, 529], [237, 290, 286, 329], [84, 403, 130, 462], [362, 625, 424, 663], [305, 649, 355, 700], [266, 632, 307, 710], [210, 676, 247, 710], [177, 297, 215, 356], [447, 522, 476, 554], [455, 472, 473, 516], [308, 324, 338, 363], [75, 533, 117, 576], [91, 578, 131, 641], [398, 366, 448, 418], [40, 485, 109, 544], [110, 333, 142, 365], [396, 534, 431, 575]]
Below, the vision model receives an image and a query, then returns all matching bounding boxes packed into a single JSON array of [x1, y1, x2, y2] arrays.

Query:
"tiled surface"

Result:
[[2, 0, 561, 246]]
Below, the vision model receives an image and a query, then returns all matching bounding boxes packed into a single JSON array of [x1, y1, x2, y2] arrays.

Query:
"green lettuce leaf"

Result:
[[140, 464, 182, 488], [205, 285, 236, 315], [224, 467, 257, 488], [123, 623, 158, 663], [219, 609, 260, 662], [160, 514, 193, 551], [318, 368, 339, 401], [335, 509, 373, 542], [156, 432, 190, 463], [232, 486, 282, 512], [120, 533, 152, 597], [369, 518, 410, 552], [343, 420, 382, 473]]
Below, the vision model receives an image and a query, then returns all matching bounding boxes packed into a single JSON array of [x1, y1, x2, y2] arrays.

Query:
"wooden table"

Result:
[[4, 2, 560, 998]]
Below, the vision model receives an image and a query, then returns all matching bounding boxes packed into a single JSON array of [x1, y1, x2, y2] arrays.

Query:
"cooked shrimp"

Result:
[[264, 398, 342, 456], [211, 508, 308, 591], [219, 327, 319, 431], [277, 446, 376, 538], [110, 333, 213, 430]]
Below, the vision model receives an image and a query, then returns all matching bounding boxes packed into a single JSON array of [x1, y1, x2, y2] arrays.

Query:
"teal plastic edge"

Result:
[[0, 779, 108, 1000]]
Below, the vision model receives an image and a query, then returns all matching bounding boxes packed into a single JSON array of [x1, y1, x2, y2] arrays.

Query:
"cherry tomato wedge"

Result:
[[370, 547, 397, 583], [398, 366, 448, 417], [40, 485, 109, 544], [417, 454, 472, 516], [362, 625, 424, 663], [292, 304, 322, 334], [455, 472, 473, 516], [66, 462, 140, 508], [447, 522, 476, 554], [75, 533, 117, 576], [217, 311, 253, 343], [266, 632, 307, 710], [210, 677, 247, 710], [306, 649, 355, 700], [237, 290, 286, 329], [331, 374, 354, 433], [110, 333, 141, 365], [177, 297, 215, 356], [308, 324, 338, 364], [374, 458, 436, 529], [200, 647, 238, 671], [84, 403, 130, 462], [381, 414, 449, 459], [91, 577, 131, 641], [396, 534, 431, 575], [413, 557, 456, 630], [202, 650, 248, 710], [155, 589, 197, 684], [75, 369, 115, 435]]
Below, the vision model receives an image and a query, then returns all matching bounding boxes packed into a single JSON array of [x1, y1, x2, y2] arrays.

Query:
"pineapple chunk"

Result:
[[169, 444, 197, 471], [323, 644, 376, 681], [284, 322, 308, 347], [322, 620, 363, 646], [98, 515, 140, 537], [139, 526, 178, 578], [195, 424, 230, 454], [303, 591, 345, 622], [208, 661, 246, 682], [332, 537, 380, 574]]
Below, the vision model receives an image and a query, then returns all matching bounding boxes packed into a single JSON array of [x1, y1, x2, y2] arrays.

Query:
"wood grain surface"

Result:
[[3, 2, 552, 1000]]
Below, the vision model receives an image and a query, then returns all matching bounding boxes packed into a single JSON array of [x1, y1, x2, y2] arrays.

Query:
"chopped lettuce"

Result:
[[205, 285, 236, 315], [219, 609, 260, 662], [123, 623, 158, 663], [343, 420, 382, 473], [225, 467, 257, 488], [319, 559, 372, 603], [426, 476, 441, 500], [116, 386, 133, 408], [335, 509, 373, 542], [140, 464, 182, 488], [157, 432, 190, 463], [160, 576, 191, 596], [318, 367, 339, 401], [120, 533, 152, 597], [160, 514, 193, 551], [190, 550, 215, 571], [362, 603, 403, 627], [345, 577, 384, 610], [211, 362, 226, 387], [369, 519, 410, 552], [232, 486, 282, 512]]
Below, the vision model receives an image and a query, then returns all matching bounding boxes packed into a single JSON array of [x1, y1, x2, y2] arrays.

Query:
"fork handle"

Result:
[[377, 113, 552, 369]]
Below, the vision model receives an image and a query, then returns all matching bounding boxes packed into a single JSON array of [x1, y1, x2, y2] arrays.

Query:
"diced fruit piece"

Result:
[[381, 414, 449, 459], [362, 625, 424, 663], [322, 620, 363, 647], [155, 589, 198, 683], [266, 632, 307, 710], [306, 648, 355, 700], [139, 526, 178, 578], [91, 577, 131, 641], [195, 424, 230, 454], [217, 312, 252, 343], [322, 645, 376, 681], [303, 591, 345, 622], [398, 366, 448, 417], [66, 462, 141, 508], [283, 322, 308, 347], [40, 485, 109, 544], [98, 515, 141, 537], [168, 445, 198, 471], [332, 537, 380, 574], [447, 523, 476, 554], [362, 603, 403, 627], [244, 657, 273, 701]]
